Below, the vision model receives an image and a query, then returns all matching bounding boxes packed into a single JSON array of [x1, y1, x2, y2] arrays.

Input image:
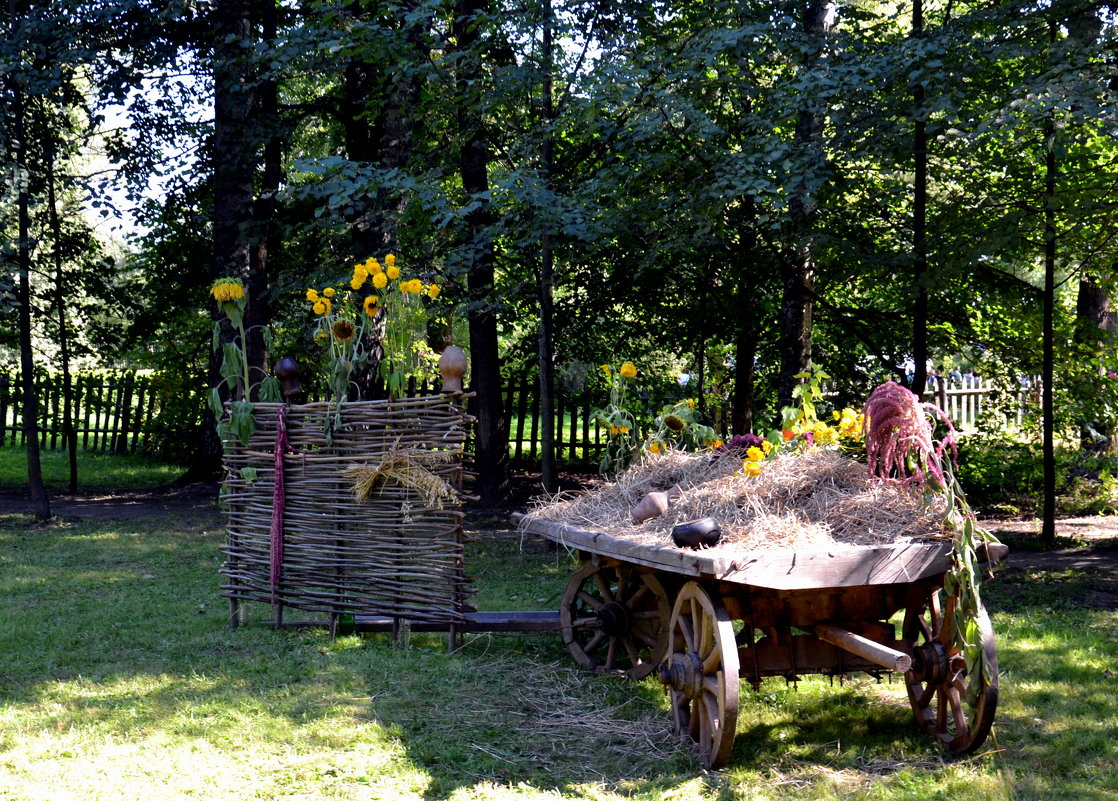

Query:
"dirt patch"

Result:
[[0, 483, 221, 521]]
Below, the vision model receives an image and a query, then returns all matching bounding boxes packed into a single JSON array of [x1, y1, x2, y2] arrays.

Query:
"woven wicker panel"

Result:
[[219, 397, 474, 623]]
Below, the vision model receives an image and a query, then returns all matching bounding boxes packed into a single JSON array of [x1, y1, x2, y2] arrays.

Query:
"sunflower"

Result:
[[210, 280, 245, 302], [332, 320, 356, 342], [363, 295, 379, 316]]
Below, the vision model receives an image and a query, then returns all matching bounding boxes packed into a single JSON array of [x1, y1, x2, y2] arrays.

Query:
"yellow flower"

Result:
[[313, 300, 326, 315], [710, 440, 725, 450], [210, 280, 245, 303], [620, 362, 637, 378], [745, 446, 764, 462], [366, 258, 383, 274], [686, 399, 696, 409], [350, 266, 367, 290], [386, 265, 401, 280], [363, 295, 379, 316], [600, 364, 612, 378], [385, 253, 396, 268], [427, 284, 441, 299], [402, 278, 421, 294], [332, 320, 356, 342], [649, 441, 663, 454], [813, 424, 836, 446], [322, 287, 336, 298], [305, 288, 319, 302], [372, 272, 388, 289], [741, 459, 763, 477], [762, 440, 773, 455]]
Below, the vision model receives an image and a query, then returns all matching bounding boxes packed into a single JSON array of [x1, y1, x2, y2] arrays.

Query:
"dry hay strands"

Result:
[[526, 447, 949, 552], [344, 448, 460, 508]]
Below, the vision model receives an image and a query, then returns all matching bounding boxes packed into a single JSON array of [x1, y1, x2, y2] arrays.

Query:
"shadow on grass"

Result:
[[3, 514, 1115, 800]]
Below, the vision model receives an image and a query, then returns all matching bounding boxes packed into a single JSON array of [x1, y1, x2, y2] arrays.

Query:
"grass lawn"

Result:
[[1, 505, 1116, 800], [0, 447, 185, 494]]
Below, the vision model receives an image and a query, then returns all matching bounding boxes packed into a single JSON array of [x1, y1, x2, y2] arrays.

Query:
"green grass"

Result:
[[1, 506, 1116, 800], [0, 446, 185, 493]]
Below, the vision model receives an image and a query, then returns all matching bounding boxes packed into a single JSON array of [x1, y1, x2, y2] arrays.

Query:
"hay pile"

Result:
[[526, 449, 948, 553]]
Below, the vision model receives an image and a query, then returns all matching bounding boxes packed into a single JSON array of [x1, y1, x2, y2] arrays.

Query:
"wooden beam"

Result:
[[814, 623, 912, 673]]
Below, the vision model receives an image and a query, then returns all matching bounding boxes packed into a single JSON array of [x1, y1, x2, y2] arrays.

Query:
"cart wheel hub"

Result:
[[658, 652, 704, 698], [597, 601, 630, 636], [911, 640, 949, 684]]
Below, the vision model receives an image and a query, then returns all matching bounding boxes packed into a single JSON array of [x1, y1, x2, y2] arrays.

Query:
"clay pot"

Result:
[[274, 356, 303, 402], [631, 484, 683, 524], [671, 518, 722, 549], [439, 345, 468, 392]]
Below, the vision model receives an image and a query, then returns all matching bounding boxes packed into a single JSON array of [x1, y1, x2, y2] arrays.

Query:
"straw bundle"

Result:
[[526, 449, 948, 553], [219, 397, 474, 623]]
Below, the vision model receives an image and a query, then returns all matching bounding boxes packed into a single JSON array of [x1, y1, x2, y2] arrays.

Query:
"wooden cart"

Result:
[[513, 514, 1001, 769]]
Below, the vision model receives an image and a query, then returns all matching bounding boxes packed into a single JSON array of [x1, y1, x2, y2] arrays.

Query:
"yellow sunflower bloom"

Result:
[[363, 295, 379, 316], [385, 253, 396, 268], [386, 265, 401, 280], [427, 284, 441, 299], [648, 441, 663, 454], [210, 280, 245, 303], [620, 362, 637, 378], [372, 272, 388, 289]]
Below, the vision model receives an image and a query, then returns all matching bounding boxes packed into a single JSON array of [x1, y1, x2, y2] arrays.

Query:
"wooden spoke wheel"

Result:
[[559, 562, 671, 679], [903, 586, 999, 755], [658, 581, 740, 769]]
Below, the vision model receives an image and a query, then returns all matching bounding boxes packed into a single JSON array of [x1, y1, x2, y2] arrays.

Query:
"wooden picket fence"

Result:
[[0, 371, 163, 453], [0, 370, 1036, 462]]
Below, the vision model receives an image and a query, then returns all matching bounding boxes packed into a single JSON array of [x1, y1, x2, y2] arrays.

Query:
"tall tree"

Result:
[[777, 1, 836, 409], [453, 0, 509, 509]]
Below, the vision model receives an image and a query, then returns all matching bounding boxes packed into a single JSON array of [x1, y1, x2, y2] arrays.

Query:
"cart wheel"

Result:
[[658, 581, 740, 770], [559, 562, 671, 679], [903, 586, 999, 755]]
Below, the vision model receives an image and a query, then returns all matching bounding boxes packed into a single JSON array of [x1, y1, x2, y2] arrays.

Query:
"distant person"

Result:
[[949, 366, 962, 384]]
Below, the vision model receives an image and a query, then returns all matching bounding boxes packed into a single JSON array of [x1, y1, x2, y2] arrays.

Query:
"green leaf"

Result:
[[257, 376, 282, 403], [229, 401, 256, 446], [239, 466, 259, 484]]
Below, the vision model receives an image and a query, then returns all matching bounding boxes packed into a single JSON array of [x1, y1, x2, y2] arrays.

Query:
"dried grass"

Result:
[[526, 449, 947, 554]]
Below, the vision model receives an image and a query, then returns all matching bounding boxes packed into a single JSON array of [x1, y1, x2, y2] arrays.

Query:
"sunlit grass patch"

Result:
[[2, 512, 1117, 799], [0, 447, 185, 493]]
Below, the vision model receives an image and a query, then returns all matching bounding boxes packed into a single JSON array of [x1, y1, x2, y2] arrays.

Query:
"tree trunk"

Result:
[[911, 0, 929, 397], [537, 0, 556, 493], [776, 1, 834, 410], [454, 0, 509, 510], [1041, 104, 1057, 545], [250, 0, 281, 394], [46, 143, 78, 493], [8, 0, 50, 520], [194, 0, 259, 480]]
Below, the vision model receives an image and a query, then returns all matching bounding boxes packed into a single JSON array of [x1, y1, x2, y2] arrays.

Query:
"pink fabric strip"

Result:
[[270, 405, 288, 605]]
